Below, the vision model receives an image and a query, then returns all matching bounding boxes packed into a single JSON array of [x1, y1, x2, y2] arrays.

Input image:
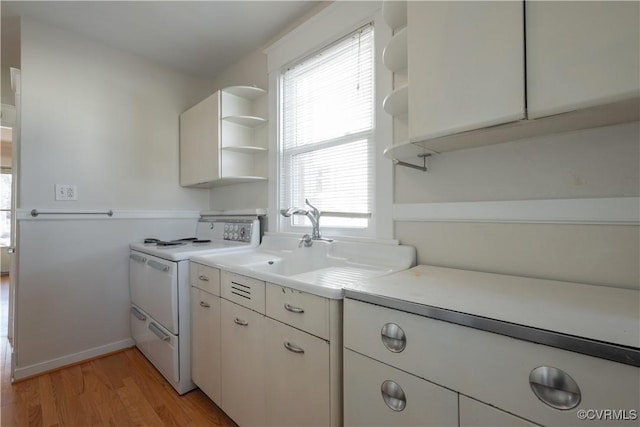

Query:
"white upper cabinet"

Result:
[[179, 91, 220, 186], [526, 1, 640, 119], [179, 86, 268, 187], [407, 1, 525, 142]]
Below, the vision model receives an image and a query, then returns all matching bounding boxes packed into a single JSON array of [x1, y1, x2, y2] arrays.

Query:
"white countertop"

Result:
[[345, 265, 640, 349]]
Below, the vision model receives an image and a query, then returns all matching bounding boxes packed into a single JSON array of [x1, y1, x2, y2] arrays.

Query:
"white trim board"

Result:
[[393, 197, 640, 225], [16, 209, 201, 221], [12, 338, 134, 381]]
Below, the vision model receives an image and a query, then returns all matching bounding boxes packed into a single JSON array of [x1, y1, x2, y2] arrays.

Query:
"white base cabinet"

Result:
[[344, 297, 639, 427], [189, 262, 342, 427], [190, 287, 221, 405], [344, 349, 458, 427], [459, 396, 539, 427], [220, 298, 266, 427], [264, 317, 330, 427]]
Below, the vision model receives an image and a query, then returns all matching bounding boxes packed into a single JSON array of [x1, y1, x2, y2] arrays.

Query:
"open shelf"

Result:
[[382, 1, 407, 30], [383, 27, 407, 73], [383, 85, 408, 116], [221, 146, 267, 154], [223, 86, 266, 100], [222, 115, 267, 127]]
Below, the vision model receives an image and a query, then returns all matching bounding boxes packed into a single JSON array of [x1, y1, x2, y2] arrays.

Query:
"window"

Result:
[[279, 24, 375, 233]]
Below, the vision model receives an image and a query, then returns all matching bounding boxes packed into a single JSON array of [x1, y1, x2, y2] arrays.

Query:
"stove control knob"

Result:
[[224, 232, 229, 239], [224, 224, 229, 231], [234, 233, 239, 240]]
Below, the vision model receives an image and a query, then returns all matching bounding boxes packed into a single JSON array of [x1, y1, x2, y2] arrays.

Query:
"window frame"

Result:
[[265, 2, 393, 239]]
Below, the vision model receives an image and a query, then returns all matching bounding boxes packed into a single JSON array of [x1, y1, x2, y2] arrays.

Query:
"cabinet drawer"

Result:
[[344, 299, 640, 427], [190, 262, 221, 295], [460, 395, 539, 427], [221, 270, 265, 314], [344, 349, 458, 427], [265, 283, 329, 339]]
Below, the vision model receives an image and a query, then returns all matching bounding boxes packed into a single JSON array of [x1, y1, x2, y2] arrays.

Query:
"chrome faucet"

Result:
[[281, 199, 333, 246]]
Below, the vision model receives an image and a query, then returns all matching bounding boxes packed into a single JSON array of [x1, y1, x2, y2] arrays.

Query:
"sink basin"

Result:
[[192, 234, 416, 299]]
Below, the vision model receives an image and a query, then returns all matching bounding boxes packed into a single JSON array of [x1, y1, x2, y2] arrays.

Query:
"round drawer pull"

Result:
[[529, 366, 581, 410], [381, 380, 406, 412], [381, 323, 406, 353]]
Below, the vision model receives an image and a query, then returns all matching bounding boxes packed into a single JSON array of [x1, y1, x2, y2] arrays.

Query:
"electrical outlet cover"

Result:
[[55, 184, 78, 201]]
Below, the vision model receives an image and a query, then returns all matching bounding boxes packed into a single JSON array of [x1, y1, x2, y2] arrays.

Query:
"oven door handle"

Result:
[[130, 306, 147, 321], [149, 322, 171, 342], [148, 259, 170, 272], [130, 253, 147, 263]]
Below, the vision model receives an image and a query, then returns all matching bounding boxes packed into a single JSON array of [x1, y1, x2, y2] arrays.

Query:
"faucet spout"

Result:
[[280, 199, 324, 241]]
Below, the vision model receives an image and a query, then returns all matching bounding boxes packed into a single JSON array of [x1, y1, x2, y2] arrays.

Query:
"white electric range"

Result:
[[129, 211, 263, 394]]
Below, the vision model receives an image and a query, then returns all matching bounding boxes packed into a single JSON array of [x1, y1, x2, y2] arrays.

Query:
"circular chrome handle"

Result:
[[199, 301, 210, 308], [381, 323, 406, 353], [198, 275, 209, 282], [381, 380, 406, 412], [529, 366, 581, 410]]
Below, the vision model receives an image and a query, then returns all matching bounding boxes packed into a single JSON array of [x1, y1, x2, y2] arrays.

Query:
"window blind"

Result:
[[280, 24, 375, 229]]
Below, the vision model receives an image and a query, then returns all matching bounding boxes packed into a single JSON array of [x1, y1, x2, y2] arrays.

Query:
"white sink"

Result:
[[191, 234, 416, 299]]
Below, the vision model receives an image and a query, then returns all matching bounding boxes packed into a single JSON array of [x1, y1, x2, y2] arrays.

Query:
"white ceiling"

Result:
[[1, 1, 322, 79]]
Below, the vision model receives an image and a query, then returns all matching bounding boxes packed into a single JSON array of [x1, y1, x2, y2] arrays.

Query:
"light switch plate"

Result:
[[55, 184, 78, 201]]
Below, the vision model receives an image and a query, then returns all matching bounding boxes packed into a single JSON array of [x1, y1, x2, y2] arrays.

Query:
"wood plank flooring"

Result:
[[0, 275, 237, 427]]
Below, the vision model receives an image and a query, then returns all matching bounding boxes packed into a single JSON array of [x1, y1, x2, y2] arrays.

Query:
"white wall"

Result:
[[1, 17, 20, 106], [14, 217, 197, 379], [20, 18, 210, 210], [14, 18, 212, 377], [394, 122, 640, 290]]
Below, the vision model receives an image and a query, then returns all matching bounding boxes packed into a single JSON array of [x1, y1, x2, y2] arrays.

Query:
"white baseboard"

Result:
[[12, 338, 134, 381], [393, 197, 640, 225]]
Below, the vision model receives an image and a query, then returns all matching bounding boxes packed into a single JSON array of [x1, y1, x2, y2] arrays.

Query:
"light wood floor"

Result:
[[0, 275, 237, 427]]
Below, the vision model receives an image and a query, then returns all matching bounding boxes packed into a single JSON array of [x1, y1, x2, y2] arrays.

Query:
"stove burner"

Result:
[[144, 238, 160, 244], [193, 239, 212, 244], [172, 237, 198, 242], [156, 241, 186, 247]]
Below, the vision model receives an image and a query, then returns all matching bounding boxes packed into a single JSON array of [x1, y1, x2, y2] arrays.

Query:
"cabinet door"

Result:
[[344, 349, 458, 427], [179, 91, 220, 186], [460, 395, 539, 427], [220, 299, 265, 427], [526, 1, 640, 119], [190, 287, 221, 405], [264, 318, 330, 427], [407, 1, 524, 141]]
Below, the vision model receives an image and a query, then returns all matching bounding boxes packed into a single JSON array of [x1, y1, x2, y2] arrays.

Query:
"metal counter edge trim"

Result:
[[343, 290, 640, 367]]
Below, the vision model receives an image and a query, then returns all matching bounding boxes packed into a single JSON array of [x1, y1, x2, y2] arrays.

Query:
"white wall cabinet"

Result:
[[407, 1, 525, 141], [385, 0, 639, 159], [526, 1, 640, 119], [179, 86, 267, 187]]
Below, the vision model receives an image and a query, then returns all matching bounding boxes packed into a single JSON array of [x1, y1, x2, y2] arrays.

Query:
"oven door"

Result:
[[129, 251, 179, 334]]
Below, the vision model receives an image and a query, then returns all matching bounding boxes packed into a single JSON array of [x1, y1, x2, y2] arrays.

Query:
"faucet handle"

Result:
[[305, 199, 321, 217]]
